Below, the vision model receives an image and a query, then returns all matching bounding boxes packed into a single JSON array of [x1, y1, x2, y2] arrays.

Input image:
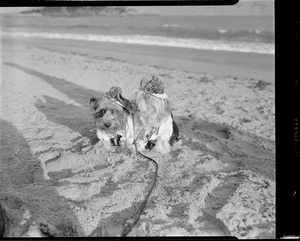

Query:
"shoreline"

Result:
[[1, 36, 274, 82], [1, 36, 275, 141]]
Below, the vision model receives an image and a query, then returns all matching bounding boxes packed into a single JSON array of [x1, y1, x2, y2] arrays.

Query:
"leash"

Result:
[[95, 91, 159, 237], [120, 141, 158, 237], [120, 114, 159, 237]]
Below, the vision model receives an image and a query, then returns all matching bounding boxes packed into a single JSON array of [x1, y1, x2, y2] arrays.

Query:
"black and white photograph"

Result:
[[0, 1, 275, 238]]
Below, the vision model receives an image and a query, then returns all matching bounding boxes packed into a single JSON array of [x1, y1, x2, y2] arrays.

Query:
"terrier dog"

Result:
[[90, 87, 135, 152], [131, 74, 179, 153]]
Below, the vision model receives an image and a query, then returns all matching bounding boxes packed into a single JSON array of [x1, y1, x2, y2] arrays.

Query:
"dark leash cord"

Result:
[[85, 134, 158, 237], [120, 116, 159, 237]]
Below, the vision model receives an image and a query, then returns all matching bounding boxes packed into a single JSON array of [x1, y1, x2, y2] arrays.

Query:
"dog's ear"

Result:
[[90, 97, 99, 111]]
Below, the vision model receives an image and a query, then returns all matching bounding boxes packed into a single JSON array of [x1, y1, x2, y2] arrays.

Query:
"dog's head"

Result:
[[90, 87, 132, 137]]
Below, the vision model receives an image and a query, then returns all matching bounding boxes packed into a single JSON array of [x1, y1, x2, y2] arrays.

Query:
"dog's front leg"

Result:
[[96, 139, 117, 152], [115, 139, 135, 154], [153, 139, 171, 154]]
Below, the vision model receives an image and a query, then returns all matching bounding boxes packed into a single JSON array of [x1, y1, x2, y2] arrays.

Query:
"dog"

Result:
[[90, 87, 135, 152], [131, 74, 179, 153]]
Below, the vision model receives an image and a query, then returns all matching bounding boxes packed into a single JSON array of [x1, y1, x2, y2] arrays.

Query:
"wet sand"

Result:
[[0, 36, 275, 238], [1, 36, 274, 82]]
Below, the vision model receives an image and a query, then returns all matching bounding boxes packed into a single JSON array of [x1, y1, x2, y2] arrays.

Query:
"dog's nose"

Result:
[[104, 122, 111, 128]]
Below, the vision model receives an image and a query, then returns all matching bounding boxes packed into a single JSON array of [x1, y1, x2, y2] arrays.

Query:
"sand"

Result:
[[0, 36, 275, 238]]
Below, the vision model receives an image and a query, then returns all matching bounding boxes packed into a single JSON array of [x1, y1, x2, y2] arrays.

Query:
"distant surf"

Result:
[[160, 24, 274, 44], [1, 31, 274, 55]]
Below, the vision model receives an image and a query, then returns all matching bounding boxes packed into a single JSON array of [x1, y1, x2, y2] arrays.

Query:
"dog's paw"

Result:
[[95, 141, 117, 152], [172, 139, 182, 148], [154, 139, 171, 154], [145, 140, 156, 150]]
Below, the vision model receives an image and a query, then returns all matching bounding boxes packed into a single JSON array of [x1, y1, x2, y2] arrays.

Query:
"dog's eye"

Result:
[[95, 109, 106, 118]]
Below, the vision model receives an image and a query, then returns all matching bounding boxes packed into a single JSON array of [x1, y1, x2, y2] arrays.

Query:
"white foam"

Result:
[[218, 28, 228, 33], [161, 24, 181, 28], [1, 31, 274, 54]]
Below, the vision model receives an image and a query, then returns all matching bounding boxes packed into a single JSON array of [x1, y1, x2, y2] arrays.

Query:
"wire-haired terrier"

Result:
[[90, 86, 135, 152], [131, 74, 179, 153]]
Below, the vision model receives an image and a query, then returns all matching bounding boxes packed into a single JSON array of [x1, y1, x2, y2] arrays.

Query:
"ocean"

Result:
[[0, 14, 274, 55]]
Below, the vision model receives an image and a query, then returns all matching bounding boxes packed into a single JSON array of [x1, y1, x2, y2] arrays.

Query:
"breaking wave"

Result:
[[1, 31, 274, 55]]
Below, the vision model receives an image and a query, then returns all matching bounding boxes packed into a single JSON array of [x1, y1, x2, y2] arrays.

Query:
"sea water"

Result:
[[1, 14, 274, 55]]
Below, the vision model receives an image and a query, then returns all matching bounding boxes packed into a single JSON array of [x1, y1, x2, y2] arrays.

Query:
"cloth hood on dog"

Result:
[[105, 86, 126, 107], [106, 86, 136, 114], [140, 74, 168, 99]]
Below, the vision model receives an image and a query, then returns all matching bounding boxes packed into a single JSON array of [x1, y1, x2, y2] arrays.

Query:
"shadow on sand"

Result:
[[174, 114, 275, 181], [5, 62, 103, 145], [5, 62, 275, 181], [0, 119, 84, 237], [3, 62, 275, 237]]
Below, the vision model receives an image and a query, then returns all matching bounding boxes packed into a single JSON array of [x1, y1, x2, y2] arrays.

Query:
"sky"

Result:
[[0, 0, 274, 16]]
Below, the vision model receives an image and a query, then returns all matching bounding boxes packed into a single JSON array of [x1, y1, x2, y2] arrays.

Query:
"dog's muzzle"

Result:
[[104, 122, 111, 128]]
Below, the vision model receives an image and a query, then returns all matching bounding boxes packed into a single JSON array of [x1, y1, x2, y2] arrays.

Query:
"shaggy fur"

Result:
[[90, 83, 179, 154], [132, 89, 172, 128], [90, 96, 134, 152], [131, 89, 178, 153]]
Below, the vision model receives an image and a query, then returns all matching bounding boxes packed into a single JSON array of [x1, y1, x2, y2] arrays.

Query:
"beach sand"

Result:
[[0, 36, 275, 238]]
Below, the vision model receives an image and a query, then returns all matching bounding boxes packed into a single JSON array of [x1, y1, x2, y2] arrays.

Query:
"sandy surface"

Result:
[[0, 37, 275, 238]]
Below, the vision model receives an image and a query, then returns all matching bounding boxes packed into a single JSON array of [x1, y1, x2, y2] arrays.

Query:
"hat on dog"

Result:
[[106, 86, 137, 113], [139, 74, 168, 99], [106, 86, 128, 108]]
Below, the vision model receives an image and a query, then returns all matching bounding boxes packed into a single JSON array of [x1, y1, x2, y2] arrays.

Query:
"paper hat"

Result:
[[139, 74, 168, 99], [106, 86, 137, 113], [106, 86, 128, 108]]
